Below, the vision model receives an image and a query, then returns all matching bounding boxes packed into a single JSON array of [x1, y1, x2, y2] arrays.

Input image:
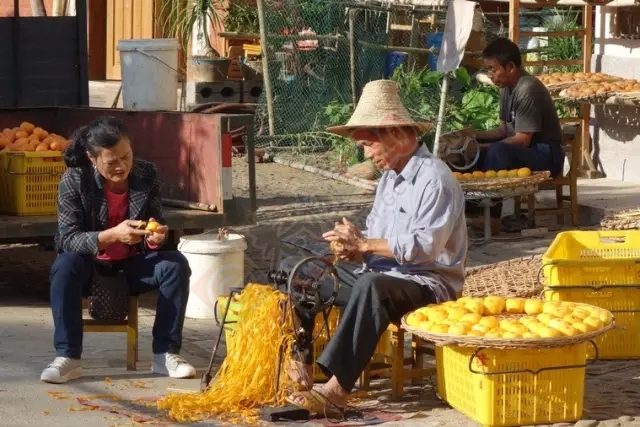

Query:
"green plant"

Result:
[[159, 0, 226, 55], [225, 0, 259, 34], [542, 7, 583, 73]]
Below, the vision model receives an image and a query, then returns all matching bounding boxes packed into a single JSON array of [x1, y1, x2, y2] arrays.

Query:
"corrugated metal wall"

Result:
[[0, 13, 89, 108]]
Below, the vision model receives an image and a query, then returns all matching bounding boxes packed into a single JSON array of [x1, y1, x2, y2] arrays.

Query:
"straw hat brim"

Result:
[[326, 122, 434, 138]]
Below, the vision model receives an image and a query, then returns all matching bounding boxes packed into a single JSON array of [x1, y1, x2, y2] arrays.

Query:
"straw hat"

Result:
[[326, 80, 434, 138]]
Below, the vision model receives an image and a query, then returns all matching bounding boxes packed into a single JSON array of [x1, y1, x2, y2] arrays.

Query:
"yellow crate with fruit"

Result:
[[402, 296, 614, 427], [218, 292, 391, 382], [0, 122, 69, 215], [542, 230, 640, 359]]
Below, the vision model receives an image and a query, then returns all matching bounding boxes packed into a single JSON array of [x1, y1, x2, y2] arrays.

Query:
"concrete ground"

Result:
[[1, 82, 640, 426]]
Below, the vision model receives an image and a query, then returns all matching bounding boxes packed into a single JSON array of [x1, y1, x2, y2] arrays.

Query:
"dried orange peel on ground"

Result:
[[156, 283, 296, 424]]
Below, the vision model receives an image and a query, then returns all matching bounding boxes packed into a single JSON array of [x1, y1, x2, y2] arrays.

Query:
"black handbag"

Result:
[[88, 263, 130, 322], [86, 173, 131, 322]]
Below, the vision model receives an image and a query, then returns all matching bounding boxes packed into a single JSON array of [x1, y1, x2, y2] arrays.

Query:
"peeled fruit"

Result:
[[483, 296, 506, 315], [538, 326, 564, 338], [485, 170, 497, 178], [571, 309, 590, 320], [145, 220, 161, 232], [466, 329, 485, 337], [507, 169, 518, 178], [462, 173, 473, 179], [460, 313, 482, 324], [505, 298, 526, 314], [583, 316, 604, 330], [471, 324, 491, 335], [472, 171, 485, 179], [537, 313, 556, 325], [524, 299, 544, 315], [595, 309, 613, 325], [484, 329, 504, 338], [478, 316, 500, 329], [464, 300, 485, 315], [448, 323, 470, 335], [497, 169, 509, 178], [453, 172, 463, 180], [406, 311, 427, 327]]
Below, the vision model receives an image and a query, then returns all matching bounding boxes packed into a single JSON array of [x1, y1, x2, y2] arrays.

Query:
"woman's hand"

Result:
[[109, 220, 151, 245], [322, 217, 365, 262], [145, 217, 168, 247]]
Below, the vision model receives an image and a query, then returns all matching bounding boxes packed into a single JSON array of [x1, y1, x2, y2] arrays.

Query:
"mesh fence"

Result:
[[251, 1, 582, 167], [253, 1, 461, 164]]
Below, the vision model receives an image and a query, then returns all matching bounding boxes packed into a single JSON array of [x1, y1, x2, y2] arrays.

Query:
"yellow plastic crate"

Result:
[[0, 151, 65, 215], [542, 230, 640, 358], [436, 343, 587, 427]]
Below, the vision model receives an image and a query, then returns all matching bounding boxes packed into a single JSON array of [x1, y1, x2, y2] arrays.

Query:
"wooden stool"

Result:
[[82, 296, 139, 371], [359, 323, 436, 400]]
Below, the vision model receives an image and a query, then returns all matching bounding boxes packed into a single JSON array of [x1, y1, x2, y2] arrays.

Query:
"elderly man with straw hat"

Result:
[[280, 80, 468, 415]]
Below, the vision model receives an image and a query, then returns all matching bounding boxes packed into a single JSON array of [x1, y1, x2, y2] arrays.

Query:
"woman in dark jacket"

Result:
[[41, 116, 195, 384]]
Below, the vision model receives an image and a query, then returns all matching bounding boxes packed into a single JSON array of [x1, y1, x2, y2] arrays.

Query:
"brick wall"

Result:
[[0, 0, 55, 17]]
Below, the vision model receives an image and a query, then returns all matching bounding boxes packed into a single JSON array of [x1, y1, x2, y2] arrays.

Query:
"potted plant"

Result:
[[159, 0, 231, 82]]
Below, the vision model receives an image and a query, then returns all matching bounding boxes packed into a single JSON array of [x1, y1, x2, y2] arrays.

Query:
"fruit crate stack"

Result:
[[402, 296, 614, 427], [0, 122, 70, 216], [543, 230, 640, 359]]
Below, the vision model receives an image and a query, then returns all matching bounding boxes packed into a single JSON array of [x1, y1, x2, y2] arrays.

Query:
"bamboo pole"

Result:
[[256, 0, 275, 136], [508, 0, 520, 45], [349, 9, 357, 107]]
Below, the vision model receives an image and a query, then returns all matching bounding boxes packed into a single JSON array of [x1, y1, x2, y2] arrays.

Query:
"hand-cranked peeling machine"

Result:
[[200, 255, 340, 395]]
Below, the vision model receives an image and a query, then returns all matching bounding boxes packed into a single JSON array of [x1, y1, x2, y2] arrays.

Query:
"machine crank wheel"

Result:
[[287, 256, 339, 315]]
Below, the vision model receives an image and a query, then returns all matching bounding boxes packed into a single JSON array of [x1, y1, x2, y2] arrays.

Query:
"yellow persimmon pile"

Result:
[[453, 167, 532, 181], [405, 296, 613, 339]]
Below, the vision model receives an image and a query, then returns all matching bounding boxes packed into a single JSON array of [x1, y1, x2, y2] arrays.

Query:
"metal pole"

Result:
[[256, 0, 276, 136]]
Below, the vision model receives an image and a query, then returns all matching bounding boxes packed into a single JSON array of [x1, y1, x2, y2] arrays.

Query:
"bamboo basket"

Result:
[[460, 171, 550, 192], [463, 255, 543, 299], [600, 208, 640, 230], [402, 303, 615, 350]]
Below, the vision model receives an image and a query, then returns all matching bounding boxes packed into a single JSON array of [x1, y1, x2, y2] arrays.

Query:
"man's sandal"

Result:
[[285, 389, 345, 418], [286, 360, 313, 392]]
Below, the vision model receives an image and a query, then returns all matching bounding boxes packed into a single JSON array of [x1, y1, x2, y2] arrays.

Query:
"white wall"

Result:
[[591, 6, 640, 183]]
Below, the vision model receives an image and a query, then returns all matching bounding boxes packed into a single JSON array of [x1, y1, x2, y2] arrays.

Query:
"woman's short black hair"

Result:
[[482, 37, 522, 69], [63, 116, 129, 168]]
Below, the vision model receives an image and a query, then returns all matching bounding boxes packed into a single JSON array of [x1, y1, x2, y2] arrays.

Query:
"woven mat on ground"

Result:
[[463, 255, 543, 299], [601, 208, 640, 230]]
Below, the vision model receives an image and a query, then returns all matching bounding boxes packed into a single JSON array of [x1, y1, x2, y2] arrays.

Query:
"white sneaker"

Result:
[[40, 357, 82, 384], [152, 353, 196, 379]]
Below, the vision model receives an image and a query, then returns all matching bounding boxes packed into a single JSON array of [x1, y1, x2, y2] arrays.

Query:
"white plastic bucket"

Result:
[[178, 233, 248, 320], [117, 38, 180, 111]]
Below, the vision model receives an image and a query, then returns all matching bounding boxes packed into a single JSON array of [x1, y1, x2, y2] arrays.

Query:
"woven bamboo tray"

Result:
[[545, 81, 581, 95], [601, 208, 640, 230], [401, 303, 615, 349], [463, 255, 543, 299], [560, 89, 617, 105], [605, 92, 640, 107], [460, 171, 550, 192]]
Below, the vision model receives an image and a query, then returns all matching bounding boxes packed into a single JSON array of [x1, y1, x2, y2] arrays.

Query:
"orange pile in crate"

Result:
[[0, 122, 70, 152], [0, 122, 69, 216]]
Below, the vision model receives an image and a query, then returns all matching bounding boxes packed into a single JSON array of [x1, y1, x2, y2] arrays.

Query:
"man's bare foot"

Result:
[[287, 360, 313, 391]]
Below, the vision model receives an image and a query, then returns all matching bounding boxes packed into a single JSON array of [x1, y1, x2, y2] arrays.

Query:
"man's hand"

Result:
[[322, 217, 365, 263], [145, 217, 168, 247]]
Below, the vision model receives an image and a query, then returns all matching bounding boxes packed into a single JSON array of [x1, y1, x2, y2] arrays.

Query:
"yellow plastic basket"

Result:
[[542, 230, 640, 359], [0, 151, 65, 215], [436, 343, 588, 427]]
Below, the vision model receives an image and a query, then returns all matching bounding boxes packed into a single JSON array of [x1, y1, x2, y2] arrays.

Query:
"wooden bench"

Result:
[[82, 296, 139, 371]]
